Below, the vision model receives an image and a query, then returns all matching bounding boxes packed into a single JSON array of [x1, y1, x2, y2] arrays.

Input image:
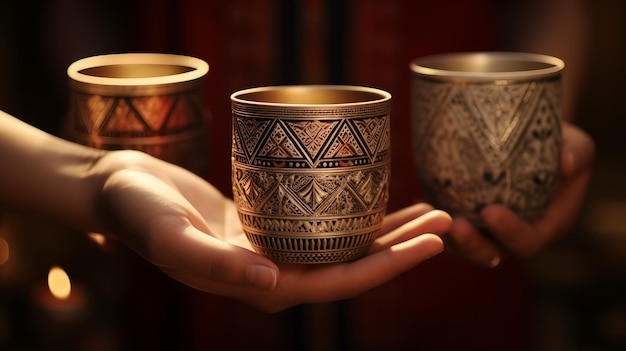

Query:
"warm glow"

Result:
[[48, 266, 71, 300], [0, 237, 9, 265], [88, 232, 107, 247]]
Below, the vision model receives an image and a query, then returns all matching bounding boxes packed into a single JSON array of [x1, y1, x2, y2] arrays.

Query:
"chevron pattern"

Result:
[[232, 111, 391, 263], [66, 90, 209, 174]]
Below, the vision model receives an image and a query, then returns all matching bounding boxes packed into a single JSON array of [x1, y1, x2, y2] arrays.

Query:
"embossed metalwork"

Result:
[[66, 53, 210, 175], [410, 52, 564, 226], [231, 85, 391, 263]]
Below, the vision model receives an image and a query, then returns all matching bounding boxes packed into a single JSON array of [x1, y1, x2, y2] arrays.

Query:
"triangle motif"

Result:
[[468, 83, 528, 144], [232, 169, 259, 209], [131, 95, 175, 131], [294, 176, 345, 212], [323, 122, 364, 159], [350, 116, 386, 157], [165, 94, 200, 130], [261, 184, 310, 216], [82, 95, 115, 132], [321, 188, 366, 215], [289, 174, 343, 214], [101, 98, 147, 134], [167, 93, 205, 130], [348, 167, 388, 208], [236, 117, 271, 159], [258, 122, 303, 159], [285, 120, 339, 161]]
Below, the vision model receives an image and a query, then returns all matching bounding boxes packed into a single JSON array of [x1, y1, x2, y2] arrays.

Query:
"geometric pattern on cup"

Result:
[[66, 91, 209, 175], [232, 112, 391, 263], [232, 166, 389, 216], [412, 79, 562, 225], [70, 92, 206, 141], [245, 229, 380, 264], [233, 115, 390, 169]]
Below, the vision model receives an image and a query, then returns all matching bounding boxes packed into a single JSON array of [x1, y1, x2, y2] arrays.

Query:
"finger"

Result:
[[482, 155, 591, 256], [102, 169, 279, 290], [163, 232, 445, 313], [480, 205, 542, 257], [560, 122, 596, 178], [369, 209, 452, 253], [147, 215, 279, 290], [479, 123, 595, 258], [446, 216, 503, 268], [315, 233, 444, 299], [378, 202, 435, 234], [286, 233, 444, 304]]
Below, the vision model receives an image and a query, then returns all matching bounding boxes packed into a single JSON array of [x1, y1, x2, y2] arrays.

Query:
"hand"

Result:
[[444, 122, 595, 267], [93, 150, 452, 312]]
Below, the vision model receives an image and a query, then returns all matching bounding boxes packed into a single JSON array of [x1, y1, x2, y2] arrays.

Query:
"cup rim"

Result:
[[67, 53, 209, 87], [230, 85, 391, 108], [410, 51, 564, 82]]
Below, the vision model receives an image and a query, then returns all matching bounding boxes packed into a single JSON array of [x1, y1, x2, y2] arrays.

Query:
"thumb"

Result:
[[561, 122, 596, 178]]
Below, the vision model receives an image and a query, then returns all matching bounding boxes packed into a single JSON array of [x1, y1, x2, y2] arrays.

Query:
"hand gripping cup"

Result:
[[231, 85, 391, 264]]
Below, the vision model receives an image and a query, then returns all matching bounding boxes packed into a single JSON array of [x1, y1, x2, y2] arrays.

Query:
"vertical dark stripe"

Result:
[[166, 0, 183, 53], [327, 0, 349, 84], [284, 304, 308, 350], [336, 299, 352, 350], [277, 0, 302, 84], [328, 0, 354, 347], [276, 0, 307, 345]]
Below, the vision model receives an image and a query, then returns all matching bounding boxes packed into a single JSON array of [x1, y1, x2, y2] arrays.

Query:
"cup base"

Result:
[[245, 231, 378, 264]]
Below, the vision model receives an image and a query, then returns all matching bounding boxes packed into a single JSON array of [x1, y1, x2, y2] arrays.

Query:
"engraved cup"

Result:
[[231, 85, 391, 264], [410, 52, 564, 227], [66, 53, 210, 175]]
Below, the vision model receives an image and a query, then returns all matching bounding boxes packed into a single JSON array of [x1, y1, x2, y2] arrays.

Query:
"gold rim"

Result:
[[67, 53, 209, 95], [410, 51, 564, 82], [231, 85, 391, 108]]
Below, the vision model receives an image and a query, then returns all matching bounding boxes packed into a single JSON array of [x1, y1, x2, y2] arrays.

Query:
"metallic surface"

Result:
[[410, 52, 563, 226], [410, 51, 564, 82], [231, 85, 391, 263]]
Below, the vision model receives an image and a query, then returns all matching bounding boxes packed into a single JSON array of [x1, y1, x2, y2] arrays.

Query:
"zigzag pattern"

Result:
[[231, 112, 391, 263], [233, 114, 390, 169]]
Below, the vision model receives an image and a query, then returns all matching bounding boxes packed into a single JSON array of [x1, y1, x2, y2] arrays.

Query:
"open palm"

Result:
[[96, 150, 451, 312]]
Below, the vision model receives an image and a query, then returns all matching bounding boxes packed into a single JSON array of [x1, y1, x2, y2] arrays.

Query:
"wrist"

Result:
[[88, 150, 156, 235]]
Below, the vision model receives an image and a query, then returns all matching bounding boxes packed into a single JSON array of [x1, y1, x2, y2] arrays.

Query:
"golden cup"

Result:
[[66, 53, 210, 175], [410, 52, 564, 226], [231, 85, 391, 264]]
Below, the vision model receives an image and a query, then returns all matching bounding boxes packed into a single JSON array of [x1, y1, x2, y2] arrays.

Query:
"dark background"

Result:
[[0, 0, 625, 350]]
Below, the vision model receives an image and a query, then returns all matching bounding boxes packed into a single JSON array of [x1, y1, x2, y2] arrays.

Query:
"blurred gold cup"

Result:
[[231, 85, 391, 264], [66, 53, 210, 175], [410, 52, 564, 227]]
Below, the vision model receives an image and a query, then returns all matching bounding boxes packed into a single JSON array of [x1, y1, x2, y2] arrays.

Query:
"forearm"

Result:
[[0, 110, 108, 233]]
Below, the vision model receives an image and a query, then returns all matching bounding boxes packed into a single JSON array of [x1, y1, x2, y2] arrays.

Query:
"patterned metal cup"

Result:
[[231, 85, 391, 264], [410, 52, 564, 227], [66, 53, 210, 175]]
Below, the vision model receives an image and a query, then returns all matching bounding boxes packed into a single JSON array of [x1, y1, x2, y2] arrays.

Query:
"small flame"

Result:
[[48, 266, 71, 300]]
